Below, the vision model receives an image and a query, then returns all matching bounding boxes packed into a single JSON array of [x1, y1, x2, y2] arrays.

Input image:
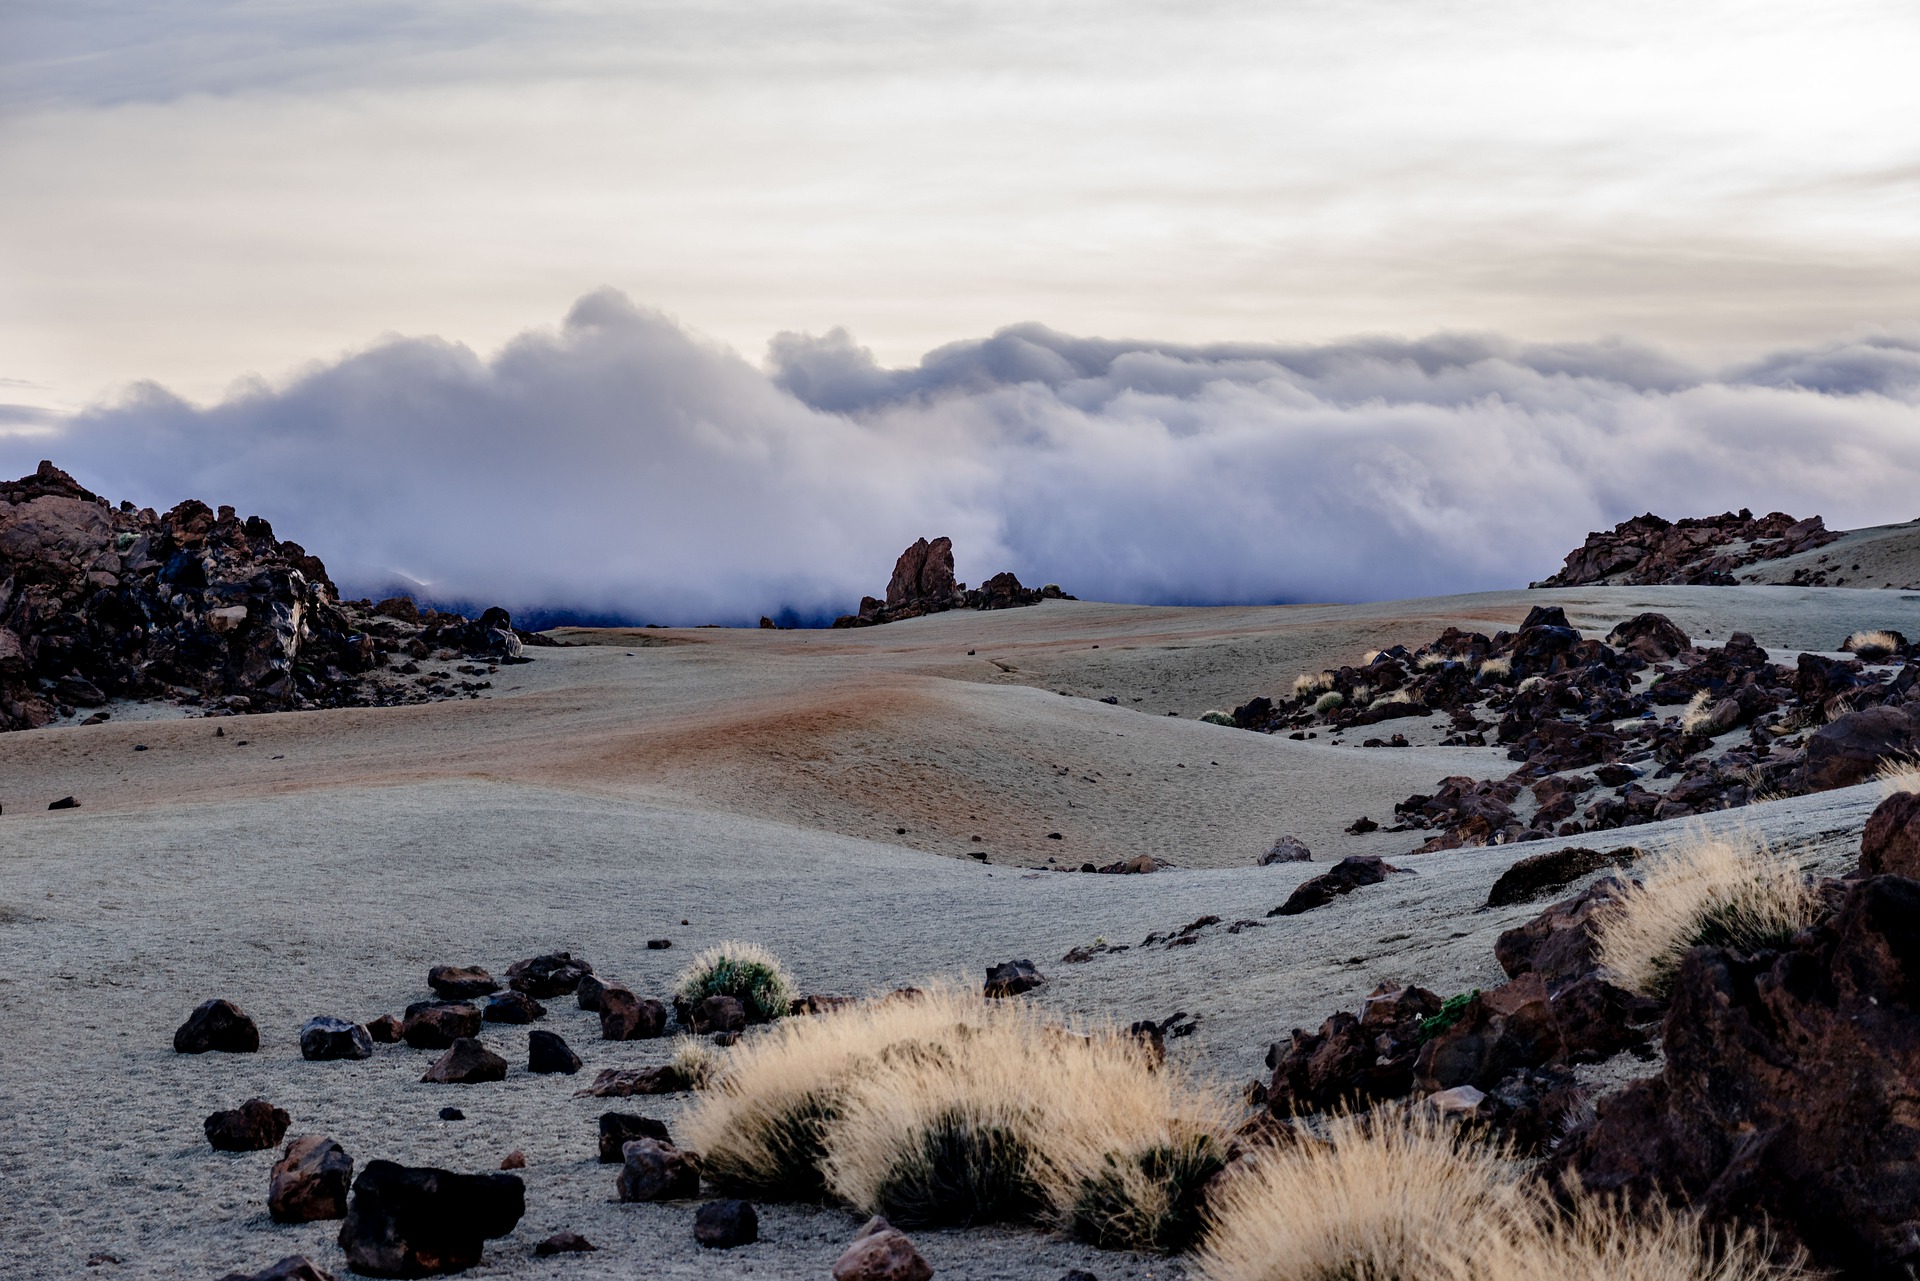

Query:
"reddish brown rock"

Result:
[[574, 1066, 687, 1097], [1269, 855, 1409, 916], [1266, 984, 1442, 1116], [984, 959, 1045, 997], [1485, 845, 1636, 908], [205, 1099, 291, 1152], [336, 1160, 525, 1276], [1795, 704, 1920, 792], [832, 1217, 932, 1281], [599, 988, 668, 1040], [421, 1037, 508, 1084], [689, 994, 746, 1035], [615, 1138, 700, 1201], [482, 992, 544, 1024], [693, 1199, 759, 1248], [175, 999, 260, 1054], [598, 1112, 672, 1163], [270, 1136, 353, 1223], [504, 951, 592, 998], [1862, 790, 1920, 878], [426, 965, 499, 1000], [534, 1233, 595, 1256], [402, 1001, 482, 1049], [367, 1014, 403, 1044]]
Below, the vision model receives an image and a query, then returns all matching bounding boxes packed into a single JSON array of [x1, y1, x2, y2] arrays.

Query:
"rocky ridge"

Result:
[[0, 462, 548, 733], [832, 536, 1070, 628], [1531, 509, 1840, 588]]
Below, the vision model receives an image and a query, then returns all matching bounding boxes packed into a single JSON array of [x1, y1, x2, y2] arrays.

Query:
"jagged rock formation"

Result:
[[0, 461, 539, 732], [1532, 509, 1840, 587], [832, 536, 1070, 627]]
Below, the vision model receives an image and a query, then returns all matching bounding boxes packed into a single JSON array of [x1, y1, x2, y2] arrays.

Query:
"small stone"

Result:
[[693, 1199, 759, 1248], [528, 1028, 582, 1075], [1260, 835, 1313, 864], [205, 1099, 290, 1152], [505, 951, 593, 998], [616, 1137, 700, 1201], [422, 1037, 509, 1084], [427, 965, 500, 1000], [48, 795, 79, 810], [402, 1001, 482, 1049], [174, 999, 260, 1054], [500, 1151, 526, 1170], [534, 1232, 596, 1256], [599, 1112, 673, 1162], [647, 938, 673, 950], [215, 1255, 337, 1281], [438, 1107, 465, 1121], [832, 1217, 932, 1281], [984, 959, 1044, 998], [300, 1017, 374, 1061], [1061, 1273, 1098, 1281], [690, 994, 746, 1035], [483, 991, 545, 1024], [599, 988, 668, 1040], [269, 1136, 353, 1223], [366, 1014, 403, 1043]]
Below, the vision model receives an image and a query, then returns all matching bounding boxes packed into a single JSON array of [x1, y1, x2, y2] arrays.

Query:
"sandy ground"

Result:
[[2, 584, 1914, 1279]]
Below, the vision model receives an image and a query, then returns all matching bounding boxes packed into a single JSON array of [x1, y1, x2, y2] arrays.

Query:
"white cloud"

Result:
[[9, 291, 1920, 623]]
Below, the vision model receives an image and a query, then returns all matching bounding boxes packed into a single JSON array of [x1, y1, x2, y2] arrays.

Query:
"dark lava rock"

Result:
[[1484, 846, 1637, 908], [616, 1138, 700, 1202], [175, 999, 260, 1054], [47, 795, 78, 810], [336, 1159, 525, 1277], [270, 1136, 353, 1223], [832, 1216, 932, 1281], [366, 1014, 404, 1044], [300, 1017, 374, 1062], [599, 988, 668, 1040], [1533, 509, 1837, 588], [1493, 876, 1626, 991], [505, 951, 593, 998], [437, 1108, 463, 1122], [1862, 790, 1920, 878], [533, 1233, 596, 1257], [1266, 984, 1442, 1116], [205, 1099, 291, 1152], [574, 1066, 686, 1097], [402, 1002, 482, 1049], [574, 972, 615, 1012], [1796, 703, 1920, 791], [216, 1256, 337, 1281], [1269, 855, 1407, 916], [426, 965, 499, 1000], [689, 994, 746, 1035], [1604, 613, 1691, 661], [647, 938, 673, 950], [527, 1028, 582, 1075], [482, 992, 545, 1024], [1260, 835, 1312, 864], [984, 958, 1045, 997], [598, 1112, 672, 1163], [420, 1037, 509, 1084], [1552, 874, 1920, 1275], [694, 1199, 759, 1248]]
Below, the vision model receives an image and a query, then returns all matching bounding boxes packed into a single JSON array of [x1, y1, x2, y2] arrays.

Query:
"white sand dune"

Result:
[[2, 585, 1914, 1278]]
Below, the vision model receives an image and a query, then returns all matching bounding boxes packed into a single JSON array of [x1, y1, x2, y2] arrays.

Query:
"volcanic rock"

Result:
[[336, 1159, 525, 1277], [984, 959, 1045, 997], [402, 1002, 482, 1049], [420, 1037, 508, 1084], [1796, 703, 1920, 792], [832, 1216, 933, 1281], [270, 1136, 353, 1223], [175, 1000, 260, 1054], [689, 995, 746, 1035], [598, 988, 668, 1040], [527, 1029, 582, 1075], [533, 1233, 595, 1256], [205, 1099, 291, 1152], [574, 1066, 686, 1097], [616, 1138, 700, 1202], [1266, 984, 1442, 1115], [216, 1256, 337, 1281], [598, 1112, 672, 1163], [1862, 790, 1920, 878], [1269, 856, 1408, 916], [482, 992, 544, 1024], [1260, 835, 1312, 864], [426, 966, 499, 1000], [1533, 509, 1838, 588], [300, 1017, 374, 1061], [693, 1199, 759, 1248], [504, 951, 592, 998], [367, 1014, 403, 1044], [1484, 846, 1637, 908], [574, 972, 615, 1011], [1604, 612, 1691, 660]]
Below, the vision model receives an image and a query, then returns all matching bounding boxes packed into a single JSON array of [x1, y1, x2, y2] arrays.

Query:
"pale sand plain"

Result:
[[3, 584, 1918, 1279]]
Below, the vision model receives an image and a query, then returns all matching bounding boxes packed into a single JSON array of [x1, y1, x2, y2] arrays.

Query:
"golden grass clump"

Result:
[[1876, 753, 1920, 797], [1678, 689, 1717, 735], [1592, 831, 1818, 998], [1196, 1112, 1807, 1281], [1201, 709, 1238, 726], [1294, 672, 1333, 697], [672, 1035, 722, 1090], [683, 984, 1233, 1249], [1845, 629, 1902, 659], [1475, 656, 1511, 682], [1516, 675, 1546, 694], [1416, 652, 1447, 672]]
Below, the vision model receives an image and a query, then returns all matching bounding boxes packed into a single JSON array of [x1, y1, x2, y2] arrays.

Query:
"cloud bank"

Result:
[[8, 291, 1920, 624]]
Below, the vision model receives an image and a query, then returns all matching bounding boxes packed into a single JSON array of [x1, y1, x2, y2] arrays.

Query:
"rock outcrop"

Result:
[[0, 461, 542, 732], [1532, 509, 1840, 588], [833, 536, 1070, 627]]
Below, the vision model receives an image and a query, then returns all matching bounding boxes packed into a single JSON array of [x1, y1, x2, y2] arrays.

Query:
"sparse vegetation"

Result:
[[676, 941, 796, 1024], [1416, 652, 1447, 672], [1313, 691, 1345, 715], [1517, 675, 1546, 694], [1845, 629, 1902, 660], [1201, 709, 1237, 726], [1876, 754, 1920, 797], [673, 1035, 722, 1089], [1475, 657, 1511, 682], [1678, 689, 1717, 735], [1592, 832, 1818, 998], [1294, 673, 1333, 697], [1416, 990, 1479, 1042]]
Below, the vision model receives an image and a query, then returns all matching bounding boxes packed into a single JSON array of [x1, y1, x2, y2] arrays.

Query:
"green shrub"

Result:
[[1416, 990, 1479, 1043], [676, 940, 796, 1023]]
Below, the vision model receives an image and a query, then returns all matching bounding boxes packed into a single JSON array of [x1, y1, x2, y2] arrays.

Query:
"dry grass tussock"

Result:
[[1592, 831, 1818, 998], [1294, 672, 1333, 697], [1475, 656, 1511, 682], [1313, 690, 1345, 715], [683, 984, 1233, 1249], [1416, 652, 1447, 672], [1876, 754, 1920, 797], [671, 1036, 722, 1089], [1196, 1112, 1806, 1281], [1679, 689, 1717, 735], [1845, 629, 1902, 657]]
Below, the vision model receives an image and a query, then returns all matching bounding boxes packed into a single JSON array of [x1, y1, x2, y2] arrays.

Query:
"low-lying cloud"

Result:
[[10, 291, 1920, 624]]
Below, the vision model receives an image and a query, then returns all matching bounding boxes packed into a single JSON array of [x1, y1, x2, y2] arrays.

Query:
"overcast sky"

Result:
[[2, 2, 1918, 619]]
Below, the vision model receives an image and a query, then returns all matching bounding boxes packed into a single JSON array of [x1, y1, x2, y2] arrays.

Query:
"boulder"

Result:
[[575, 972, 615, 1012], [1260, 835, 1312, 864], [504, 951, 592, 998], [527, 1029, 582, 1075], [1268, 856, 1407, 916], [216, 1256, 337, 1281], [402, 1002, 482, 1049], [205, 1099, 291, 1152], [426, 966, 499, 1000], [693, 1199, 759, 1248], [336, 1159, 525, 1277], [598, 1112, 672, 1163], [269, 1136, 353, 1223], [616, 1137, 700, 1202], [1862, 790, 1920, 878], [174, 999, 260, 1054], [1552, 875, 1920, 1275], [1484, 846, 1636, 908], [599, 988, 668, 1040], [482, 992, 544, 1024], [689, 995, 746, 1035], [984, 959, 1045, 998], [420, 1037, 509, 1084], [533, 1233, 595, 1256], [300, 1017, 374, 1062], [1604, 613, 1691, 661], [574, 1066, 686, 1097], [1493, 877, 1626, 992], [832, 1216, 933, 1281], [1266, 985, 1441, 1115], [366, 1014, 404, 1044], [1413, 975, 1564, 1094], [887, 537, 961, 612], [1797, 704, 1920, 791]]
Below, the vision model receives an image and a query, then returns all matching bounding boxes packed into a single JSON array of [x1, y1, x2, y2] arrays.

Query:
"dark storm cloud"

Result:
[[10, 293, 1920, 624]]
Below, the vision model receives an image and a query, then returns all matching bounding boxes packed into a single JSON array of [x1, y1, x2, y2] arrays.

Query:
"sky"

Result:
[[3, 1, 1919, 620]]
